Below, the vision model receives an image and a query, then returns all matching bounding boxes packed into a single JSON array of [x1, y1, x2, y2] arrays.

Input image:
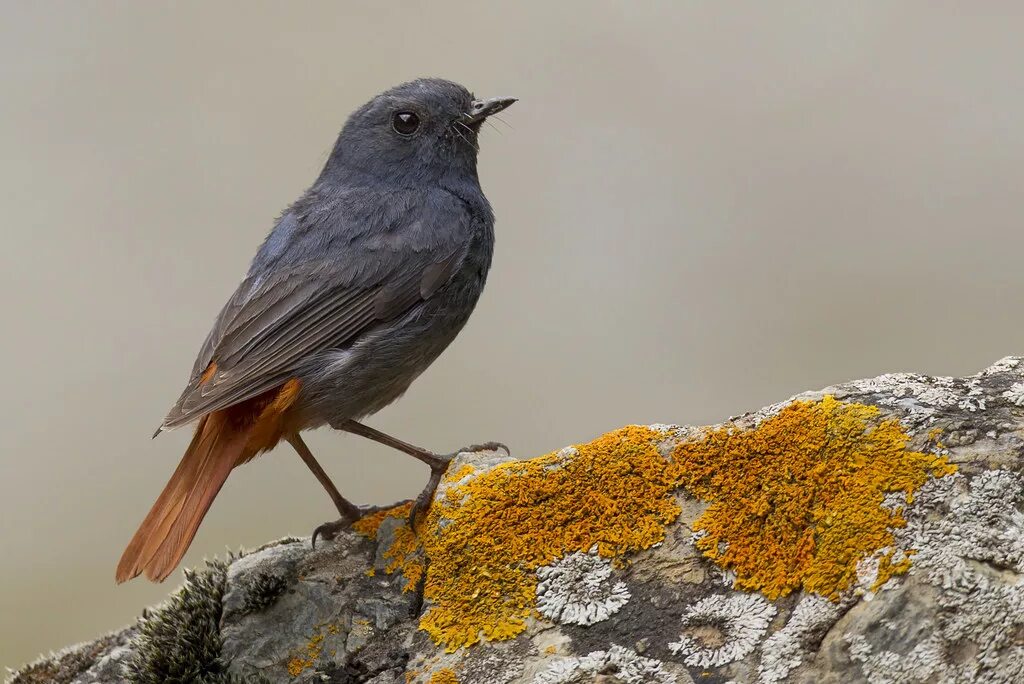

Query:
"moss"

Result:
[[428, 668, 460, 683], [123, 559, 259, 684], [363, 397, 954, 651], [674, 396, 955, 599], [239, 570, 289, 614]]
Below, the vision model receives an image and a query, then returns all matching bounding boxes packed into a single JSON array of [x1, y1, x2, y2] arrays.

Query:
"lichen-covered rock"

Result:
[[12, 357, 1024, 684]]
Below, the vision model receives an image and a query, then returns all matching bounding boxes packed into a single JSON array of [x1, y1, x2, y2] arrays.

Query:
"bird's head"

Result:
[[323, 78, 515, 187]]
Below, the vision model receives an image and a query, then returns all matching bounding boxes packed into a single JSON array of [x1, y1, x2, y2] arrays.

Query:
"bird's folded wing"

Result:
[[160, 242, 468, 430]]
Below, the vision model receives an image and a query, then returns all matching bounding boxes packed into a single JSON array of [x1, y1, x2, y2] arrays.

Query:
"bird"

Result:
[[116, 78, 515, 583]]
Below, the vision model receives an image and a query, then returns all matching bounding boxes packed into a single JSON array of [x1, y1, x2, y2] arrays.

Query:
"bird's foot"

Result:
[[311, 503, 390, 549], [407, 441, 510, 530]]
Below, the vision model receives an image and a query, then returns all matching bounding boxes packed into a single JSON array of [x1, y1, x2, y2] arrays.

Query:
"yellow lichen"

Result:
[[872, 549, 915, 592], [428, 668, 459, 684], [286, 657, 307, 678], [418, 425, 678, 650], [285, 626, 335, 678], [673, 396, 956, 599], [385, 523, 425, 590], [353, 501, 424, 591], [352, 501, 413, 539], [446, 463, 476, 482], [365, 397, 954, 651]]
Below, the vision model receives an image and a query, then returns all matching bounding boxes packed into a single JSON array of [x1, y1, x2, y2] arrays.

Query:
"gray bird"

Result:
[[116, 78, 514, 583]]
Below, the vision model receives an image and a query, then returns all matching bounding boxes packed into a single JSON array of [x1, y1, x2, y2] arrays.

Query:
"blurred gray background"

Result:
[[2, 0, 1022, 670]]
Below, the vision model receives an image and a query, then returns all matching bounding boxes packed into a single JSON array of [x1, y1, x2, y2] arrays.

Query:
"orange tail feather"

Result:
[[118, 379, 302, 583], [116, 412, 248, 583]]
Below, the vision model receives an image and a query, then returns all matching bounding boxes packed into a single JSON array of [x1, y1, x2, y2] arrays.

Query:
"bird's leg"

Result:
[[288, 434, 373, 546], [338, 419, 509, 529]]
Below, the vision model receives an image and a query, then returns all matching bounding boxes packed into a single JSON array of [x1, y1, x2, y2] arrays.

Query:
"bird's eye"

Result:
[[392, 111, 420, 135]]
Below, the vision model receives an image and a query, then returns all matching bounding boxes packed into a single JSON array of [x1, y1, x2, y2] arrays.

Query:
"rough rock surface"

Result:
[[12, 358, 1024, 684]]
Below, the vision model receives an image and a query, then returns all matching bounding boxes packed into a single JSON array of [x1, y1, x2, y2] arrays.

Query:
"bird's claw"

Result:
[[406, 441, 510, 531], [311, 503, 389, 549], [311, 519, 350, 548]]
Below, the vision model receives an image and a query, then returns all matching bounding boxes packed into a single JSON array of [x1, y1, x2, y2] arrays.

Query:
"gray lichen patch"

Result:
[[532, 644, 679, 684], [843, 468, 1024, 683], [1002, 381, 1024, 406], [756, 593, 846, 684], [667, 593, 776, 668], [536, 548, 631, 626]]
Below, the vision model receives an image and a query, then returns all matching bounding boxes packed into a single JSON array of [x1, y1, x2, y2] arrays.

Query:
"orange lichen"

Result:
[[353, 501, 424, 590], [365, 397, 954, 651], [417, 425, 676, 650], [673, 396, 956, 599], [353, 502, 413, 539], [287, 657, 307, 678], [446, 463, 476, 482], [286, 624, 341, 678], [286, 631, 324, 677], [428, 668, 459, 684], [872, 549, 914, 591], [384, 523, 425, 590]]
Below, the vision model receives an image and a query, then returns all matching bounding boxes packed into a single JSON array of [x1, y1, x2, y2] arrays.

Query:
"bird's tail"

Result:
[[116, 411, 248, 583]]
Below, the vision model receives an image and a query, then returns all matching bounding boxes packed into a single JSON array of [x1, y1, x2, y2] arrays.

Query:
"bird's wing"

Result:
[[159, 205, 472, 430]]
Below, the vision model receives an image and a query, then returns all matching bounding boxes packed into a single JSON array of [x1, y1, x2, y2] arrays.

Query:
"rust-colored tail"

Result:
[[116, 412, 248, 583]]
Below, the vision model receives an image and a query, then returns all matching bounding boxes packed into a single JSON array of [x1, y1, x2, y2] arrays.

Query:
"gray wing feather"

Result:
[[160, 195, 472, 429]]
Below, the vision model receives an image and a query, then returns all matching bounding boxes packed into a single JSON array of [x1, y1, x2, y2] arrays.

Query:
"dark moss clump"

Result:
[[123, 559, 254, 684], [240, 570, 289, 614]]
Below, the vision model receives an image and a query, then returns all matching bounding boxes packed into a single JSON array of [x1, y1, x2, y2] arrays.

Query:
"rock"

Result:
[[11, 357, 1024, 684]]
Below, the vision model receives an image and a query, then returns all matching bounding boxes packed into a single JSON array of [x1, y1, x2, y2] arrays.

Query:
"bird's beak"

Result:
[[464, 96, 517, 124]]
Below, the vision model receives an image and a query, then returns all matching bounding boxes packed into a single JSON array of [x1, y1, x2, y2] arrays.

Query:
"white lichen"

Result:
[[845, 469, 1024, 683], [846, 372, 963, 421], [758, 593, 844, 684], [980, 356, 1021, 376], [535, 548, 630, 626], [668, 593, 777, 668], [463, 650, 524, 684], [855, 546, 909, 600], [902, 471, 1024, 589], [532, 644, 675, 684], [750, 398, 796, 426], [1003, 382, 1024, 407], [555, 446, 579, 459], [881, 491, 908, 513], [958, 383, 987, 412], [847, 633, 949, 683]]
